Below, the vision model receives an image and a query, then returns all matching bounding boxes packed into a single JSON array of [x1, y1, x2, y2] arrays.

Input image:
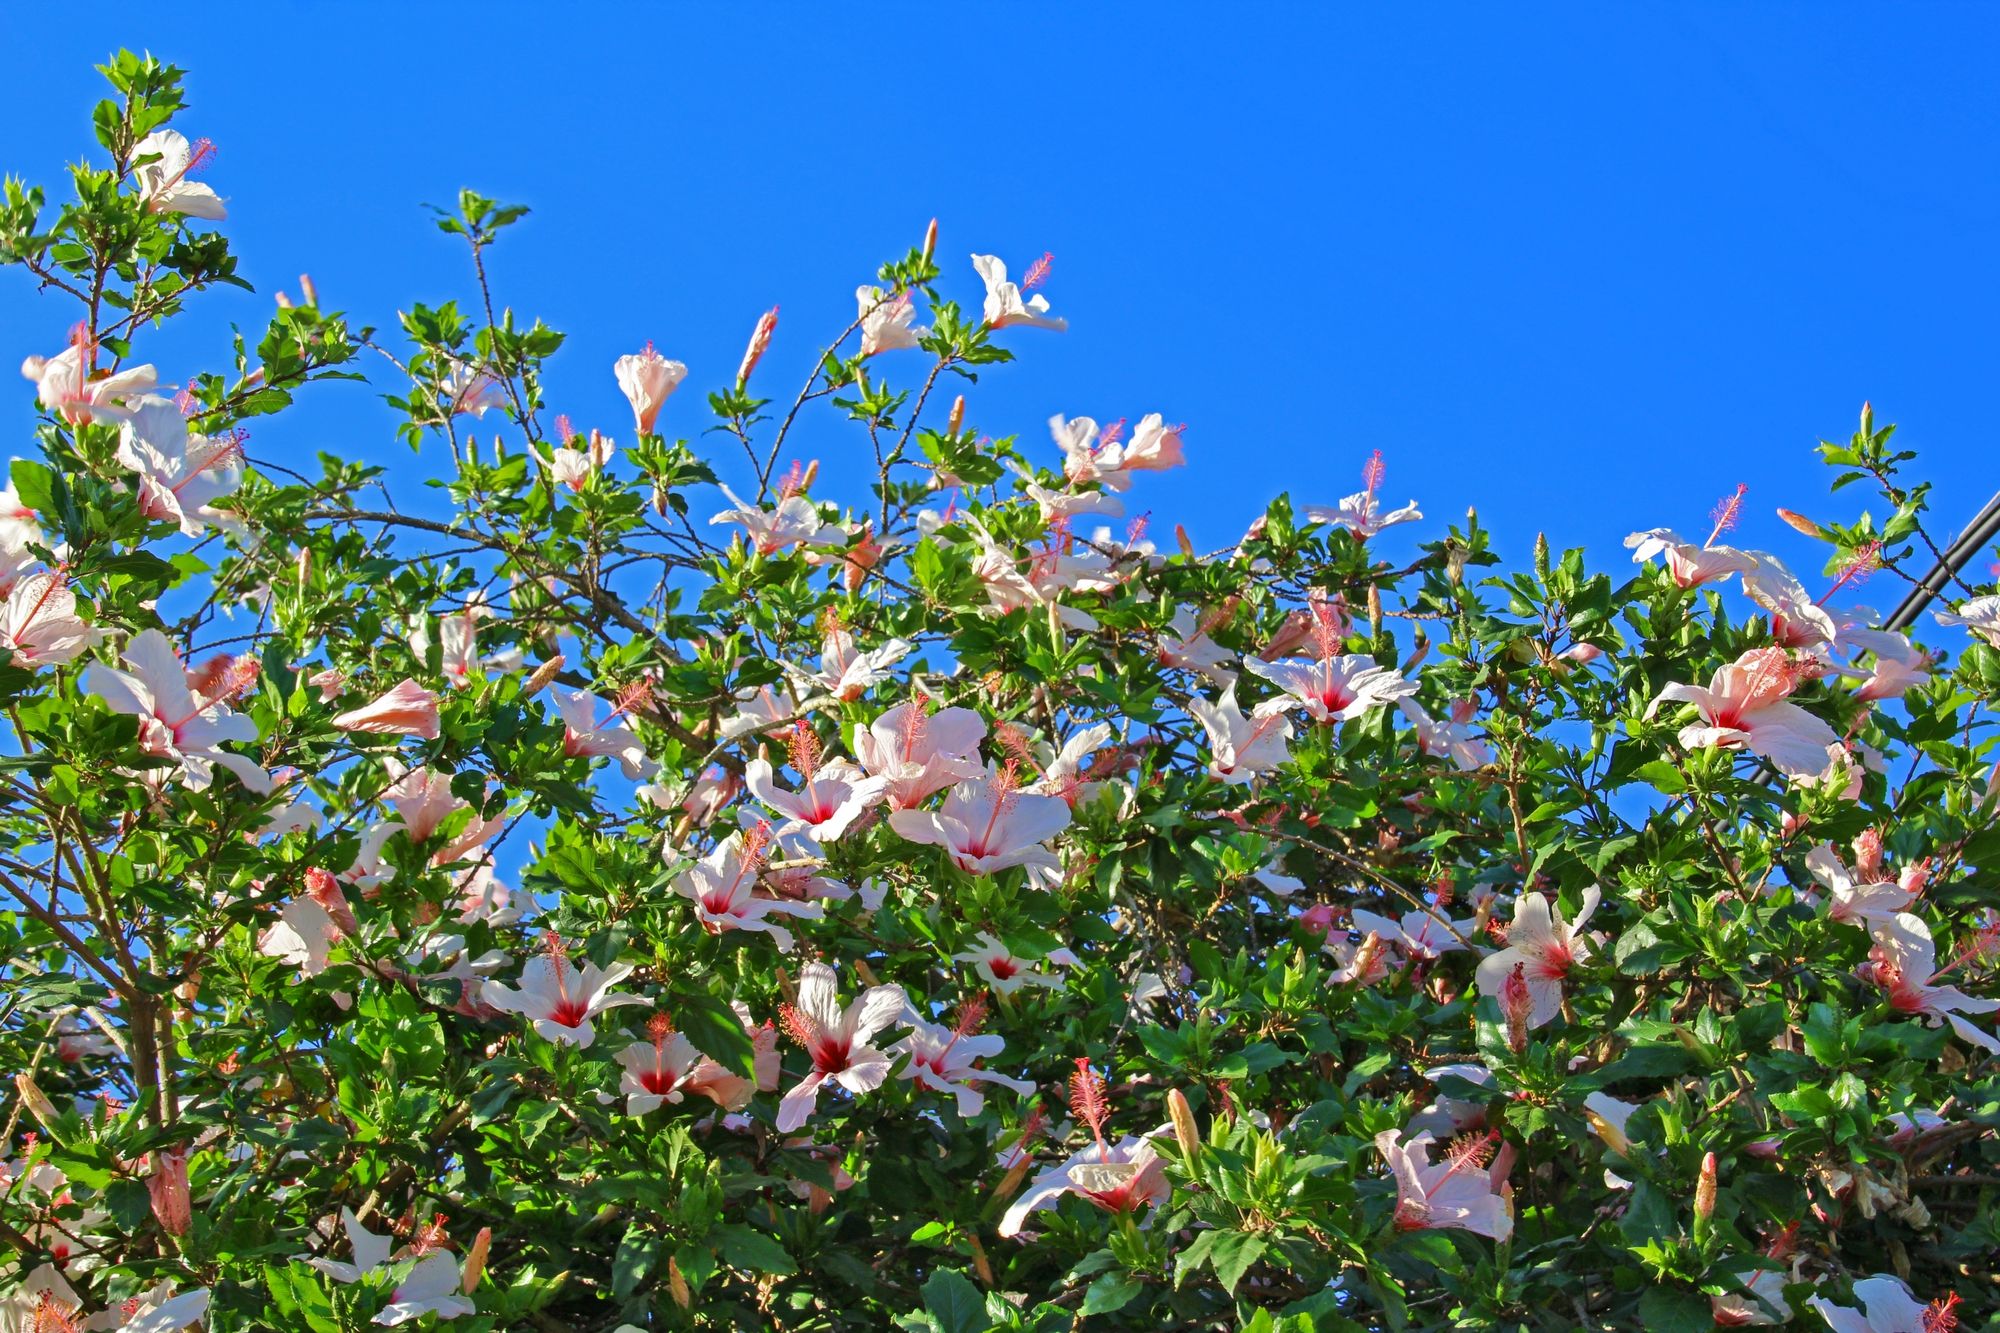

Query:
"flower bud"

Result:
[[668, 1255, 692, 1309], [147, 1148, 192, 1236], [522, 654, 566, 699], [1775, 507, 1822, 538], [13, 1074, 58, 1134], [736, 306, 779, 389], [922, 217, 938, 264], [1694, 1151, 1718, 1223], [295, 545, 312, 593], [1167, 1087, 1200, 1159], [652, 483, 670, 517], [946, 394, 965, 437], [1501, 963, 1532, 1055], [460, 1226, 491, 1294], [298, 273, 319, 307]]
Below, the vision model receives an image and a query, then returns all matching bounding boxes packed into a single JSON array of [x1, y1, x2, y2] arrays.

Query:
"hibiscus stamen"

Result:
[[787, 720, 822, 783], [1125, 513, 1150, 547], [32, 1291, 82, 1333], [1019, 251, 1054, 292], [1922, 1293, 1963, 1333], [1097, 417, 1128, 452], [778, 459, 807, 501], [1069, 1057, 1111, 1152], [1362, 449, 1386, 498], [1818, 540, 1883, 604], [1443, 1129, 1498, 1174], [777, 1001, 817, 1049], [1706, 483, 1748, 547], [410, 1211, 450, 1255], [554, 413, 574, 443], [167, 137, 218, 187], [897, 686, 932, 761]]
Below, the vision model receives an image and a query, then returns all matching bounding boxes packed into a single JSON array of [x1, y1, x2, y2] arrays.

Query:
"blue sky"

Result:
[[4, 4, 1997, 587]]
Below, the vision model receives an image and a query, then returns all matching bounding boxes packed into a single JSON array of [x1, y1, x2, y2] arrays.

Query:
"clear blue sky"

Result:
[[4, 4, 1997, 584]]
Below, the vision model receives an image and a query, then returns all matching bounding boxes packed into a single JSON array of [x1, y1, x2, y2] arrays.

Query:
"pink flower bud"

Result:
[[736, 306, 779, 389], [332, 678, 441, 740], [1694, 1151, 1717, 1221], [147, 1148, 192, 1236], [1501, 963, 1532, 1054]]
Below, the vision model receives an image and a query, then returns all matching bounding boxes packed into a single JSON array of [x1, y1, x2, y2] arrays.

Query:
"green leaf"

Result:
[[1636, 1286, 1713, 1333], [711, 1223, 796, 1277], [921, 1268, 989, 1333], [613, 1226, 662, 1300], [674, 992, 758, 1081]]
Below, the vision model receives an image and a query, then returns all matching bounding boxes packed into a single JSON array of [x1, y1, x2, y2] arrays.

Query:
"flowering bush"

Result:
[[2, 54, 1998, 1333]]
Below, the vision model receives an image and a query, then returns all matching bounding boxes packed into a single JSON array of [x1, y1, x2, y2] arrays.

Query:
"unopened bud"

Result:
[[946, 394, 965, 437], [668, 1255, 691, 1308], [461, 1226, 491, 1294], [1402, 629, 1430, 674], [1167, 1087, 1200, 1159], [1446, 542, 1469, 586], [523, 654, 566, 699], [1775, 508, 1822, 538], [800, 459, 820, 492], [298, 273, 319, 307], [1858, 400, 1874, 437], [1176, 524, 1195, 559], [921, 217, 938, 264], [13, 1074, 58, 1134], [1366, 584, 1382, 635], [295, 545, 311, 593], [1694, 1151, 1718, 1223], [1351, 930, 1383, 984], [1533, 532, 1551, 582], [652, 483, 669, 517], [1501, 963, 1533, 1055], [736, 306, 779, 389], [274, 290, 293, 309], [968, 1233, 995, 1288]]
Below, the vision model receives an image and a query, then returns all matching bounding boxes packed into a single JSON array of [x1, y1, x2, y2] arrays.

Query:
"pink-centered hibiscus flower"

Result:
[[852, 694, 987, 809], [333, 679, 441, 741], [133, 130, 226, 219], [0, 572, 99, 668], [1803, 843, 1921, 926], [972, 253, 1067, 332], [1189, 684, 1294, 785], [952, 930, 1080, 994], [1858, 912, 2000, 1054], [673, 823, 822, 950], [1248, 652, 1417, 725], [1626, 485, 1761, 588], [84, 628, 271, 792], [887, 761, 1072, 877], [892, 1008, 1036, 1118], [857, 285, 928, 356], [1649, 647, 1842, 780], [774, 961, 908, 1131], [614, 343, 687, 435], [1809, 1276, 1964, 1333], [553, 684, 657, 779], [484, 935, 645, 1049], [1375, 1127, 1513, 1241], [116, 396, 247, 537], [709, 483, 843, 556], [21, 327, 159, 425], [745, 722, 886, 842], [610, 1013, 754, 1115], [1473, 887, 1602, 1029]]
